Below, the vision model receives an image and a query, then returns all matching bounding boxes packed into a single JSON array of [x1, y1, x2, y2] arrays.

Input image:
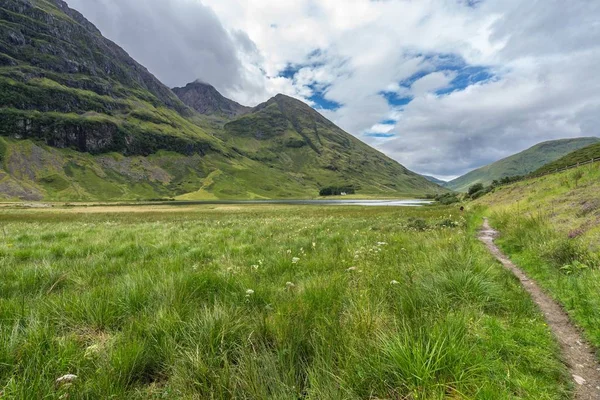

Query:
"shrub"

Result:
[[319, 185, 356, 196], [435, 193, 460, 205], [468, 183, 484, 196], [470, 189, 488, 200], [572, 170, 584, 187]]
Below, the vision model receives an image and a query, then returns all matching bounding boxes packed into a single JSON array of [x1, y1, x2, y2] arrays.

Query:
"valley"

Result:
[[0, 0, 599, 398]]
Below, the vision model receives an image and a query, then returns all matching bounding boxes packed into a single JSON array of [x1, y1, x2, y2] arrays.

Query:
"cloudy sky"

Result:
[[68, 0, 600, 180]]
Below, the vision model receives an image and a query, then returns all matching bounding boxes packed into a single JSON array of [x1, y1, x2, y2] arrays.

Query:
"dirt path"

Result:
[[479, 218, 600, 400]]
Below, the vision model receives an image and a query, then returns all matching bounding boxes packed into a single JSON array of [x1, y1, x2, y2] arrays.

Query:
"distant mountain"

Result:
[[533, 141, 600, 175], [173, 81, 251, 118], [423, 175, 447, 186], [0, 0, 444, 200], [446, 137, 600, 192]]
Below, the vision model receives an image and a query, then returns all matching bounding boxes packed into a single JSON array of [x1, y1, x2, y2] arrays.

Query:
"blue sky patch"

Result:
[[379, 53, 497, 107], [308, 83, 342, 110], [380, 91, 413, 107], [436, 66, 495, 95]]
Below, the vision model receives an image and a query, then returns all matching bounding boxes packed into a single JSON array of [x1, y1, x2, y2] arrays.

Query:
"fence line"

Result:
[[494, 157, 599, 188]]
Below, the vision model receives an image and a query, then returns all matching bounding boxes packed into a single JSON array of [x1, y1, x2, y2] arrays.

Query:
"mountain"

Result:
[[423, 175, 447, 186], [172, 81, 251, 118], [532, 141, 600, 176], [0, 0, 444, 200], [0, 0, 226, 156], [211, 94, 444, 197], [446, 137, 600, 192]]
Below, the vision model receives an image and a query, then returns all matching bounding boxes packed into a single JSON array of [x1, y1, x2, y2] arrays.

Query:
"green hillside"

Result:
[[0, 0, 444, 200], [532, 141, 600, 176], [210, 94, 442, 198], [446, 137, 600, 192]]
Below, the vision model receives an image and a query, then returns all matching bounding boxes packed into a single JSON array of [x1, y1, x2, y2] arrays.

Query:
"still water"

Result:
[[167, 199, 433, 207]]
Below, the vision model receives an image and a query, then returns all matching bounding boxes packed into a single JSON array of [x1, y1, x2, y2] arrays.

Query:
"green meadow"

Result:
[[0, 204, 570, 399]]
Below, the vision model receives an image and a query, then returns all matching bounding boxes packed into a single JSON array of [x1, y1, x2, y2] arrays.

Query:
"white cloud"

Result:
[[411, 72, 456, 97], [67, 0, 600, 178]]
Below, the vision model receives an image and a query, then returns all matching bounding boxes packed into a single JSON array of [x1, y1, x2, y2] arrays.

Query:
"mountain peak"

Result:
[[173, 81, 250, 118]]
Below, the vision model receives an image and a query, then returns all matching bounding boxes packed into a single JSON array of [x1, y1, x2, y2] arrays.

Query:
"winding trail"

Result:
[[478, 218, 600, 400]]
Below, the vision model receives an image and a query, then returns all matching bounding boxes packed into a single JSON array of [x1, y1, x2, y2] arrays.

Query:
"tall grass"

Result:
[[0, 205, 569, 398], [491, 209, 600, 350]]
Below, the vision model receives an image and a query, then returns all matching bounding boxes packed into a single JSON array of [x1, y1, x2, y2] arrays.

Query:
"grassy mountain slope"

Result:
[[0, 137, 339, 201], [446, 137, 600, 192], [0, 0, 444, 200], [213, 94, 446, 198], [533, 142, 600, 175]]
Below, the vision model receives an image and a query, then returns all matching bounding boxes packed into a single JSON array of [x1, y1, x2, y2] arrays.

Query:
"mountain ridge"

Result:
[[172, 81, 251, 118]]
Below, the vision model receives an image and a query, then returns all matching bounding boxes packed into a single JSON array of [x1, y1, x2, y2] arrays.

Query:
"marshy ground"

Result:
[[0, 204, 576, 398]]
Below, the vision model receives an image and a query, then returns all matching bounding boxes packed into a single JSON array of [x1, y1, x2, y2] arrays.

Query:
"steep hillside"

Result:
[[447, 137, 600, 192], [173, 81, 250, 118], [533, 142, 600, 176], [0, 0, 444, 200], [0, 137, 340, 201], [215, 94, 445, 197], [0, 0, 227, 156]]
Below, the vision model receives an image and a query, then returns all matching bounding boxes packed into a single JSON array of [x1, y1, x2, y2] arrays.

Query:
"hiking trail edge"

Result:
[[479, 218, 600, 400]]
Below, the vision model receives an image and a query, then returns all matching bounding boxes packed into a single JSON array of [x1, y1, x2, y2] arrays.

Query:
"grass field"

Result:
[[0, 204, 571, 399], [480, 163, 600, 353]]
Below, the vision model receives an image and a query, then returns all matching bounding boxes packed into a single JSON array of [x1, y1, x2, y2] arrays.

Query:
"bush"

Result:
[[468, 183, 484, 196], [470, 189, 488, 200], [319, 185, 356, 196], [435, 193, 460, 205]]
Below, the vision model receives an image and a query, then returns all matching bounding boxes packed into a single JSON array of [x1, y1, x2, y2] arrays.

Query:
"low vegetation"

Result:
[[480, 163, 600, 349], [0, 204, 570, 398]]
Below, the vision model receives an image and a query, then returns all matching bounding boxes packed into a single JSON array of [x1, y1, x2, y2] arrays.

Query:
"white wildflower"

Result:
[[390, 280, 400, 285], [377, 242, 387, 246], [346, 267, 357, 272], [312, 242, 316, 248], [251, 264, 259, 271], [56, 374, 77, 385], [292, 257, 300, 264], [246, 289, 254, 295], [286, 281, 296, 289]]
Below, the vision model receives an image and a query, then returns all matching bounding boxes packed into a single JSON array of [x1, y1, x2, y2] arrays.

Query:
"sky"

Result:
[[67, 0, 600, 180]]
